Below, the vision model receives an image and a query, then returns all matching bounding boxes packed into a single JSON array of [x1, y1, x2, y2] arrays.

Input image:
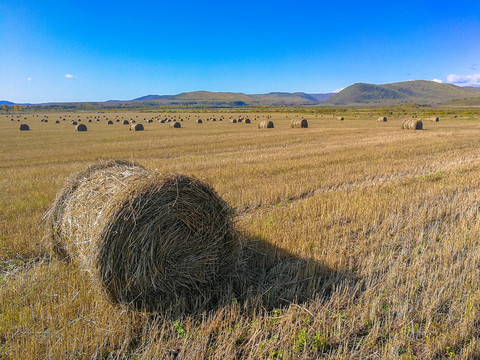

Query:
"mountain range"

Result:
[[3, 81, 480, 107], [103, 81, 480, 106], [325, 80, 480, 106]]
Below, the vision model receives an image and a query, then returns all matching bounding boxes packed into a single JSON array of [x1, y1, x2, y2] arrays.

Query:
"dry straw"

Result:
[[402, 119, 423, 130], [291, 119, 308, 128], [44, 160, 238, 312], [130, 123, 144, 131], [258, 120, 274, 129]]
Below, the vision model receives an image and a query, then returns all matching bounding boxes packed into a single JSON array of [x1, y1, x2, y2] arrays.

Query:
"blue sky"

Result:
[[1, 0, 479, 103]]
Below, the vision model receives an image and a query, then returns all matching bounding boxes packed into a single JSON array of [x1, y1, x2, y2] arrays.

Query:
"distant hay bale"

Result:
[[75, 124, 87, 131], [337, 116, 344, 121], [377, 116, 387, 122], [107, 120, 113, 125], [258, 120, 274, 129], [230, 119, 237, 123], [19, 123, 30, 131], [402, 119, 423, 130], [429, 116, 439, 122], [170, 122, 181, 128], [55, 120, 60, 124], [71, 121, 78, 125], [88, 119, 92, 122], [291, 119, 308, 128], [44, 160, 237, 311], [122, 120, 129, 125], [147, 119, 153, 123], [130, 123, 144, 131], [244, 118, 251, 124], [196, 119, 203, 124]]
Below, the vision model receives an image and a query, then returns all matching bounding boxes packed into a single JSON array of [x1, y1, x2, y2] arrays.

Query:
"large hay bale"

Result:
[[122, 120, 129, 125], [196, 119, 203, 124], [402, 119, 423, 130], [130, 123, 144, 131], [291, 119, 308, 128], [258, 120, 274, 129], [44, 161, 237, 311], [377, 116, 387, 122], [107, 120, 113, 125], [19, 123, 30, 131], [75, 124, 87, 131], [170, 122, 181, 128]]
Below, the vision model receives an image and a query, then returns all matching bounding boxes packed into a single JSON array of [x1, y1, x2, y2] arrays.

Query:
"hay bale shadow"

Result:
[[223, 233, 359, 312]]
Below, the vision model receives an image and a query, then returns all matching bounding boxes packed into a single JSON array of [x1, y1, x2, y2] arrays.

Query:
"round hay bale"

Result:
[[377, 116, 387, 122], [258, 120, 274, 129], [122, 120, 129, 125], [88, 119, 92, 122], [402, 119, 423, 130], [337, 116, 344, 121], [291, 119, 308, 128], [244, 118, 251, 124], [55, 120, 60, 124], [75, 124, 87, 131], [44, 160, 237, 311], [429, 116, 439, 122], [196, 119, 203, 124], [71, 121, 78, 126], [19, 123, 30, 131], [130, 123, 144, 131], [147, 119, 153, 123], [107, 120, 113, 125], [170, 122, 181, 128], [230, 119, 237, 123]]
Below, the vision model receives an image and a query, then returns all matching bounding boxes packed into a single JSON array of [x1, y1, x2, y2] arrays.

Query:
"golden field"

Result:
[[2, 109, 480, 359]]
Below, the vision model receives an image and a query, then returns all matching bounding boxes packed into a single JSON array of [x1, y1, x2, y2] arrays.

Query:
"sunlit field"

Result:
[[2, 109, 480, 359]]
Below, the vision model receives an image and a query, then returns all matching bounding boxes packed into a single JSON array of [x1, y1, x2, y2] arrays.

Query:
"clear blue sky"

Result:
[[1, 0, 479, 103]]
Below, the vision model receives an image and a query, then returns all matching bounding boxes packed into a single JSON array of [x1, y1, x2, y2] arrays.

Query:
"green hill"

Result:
[[325, 80, 480, 106], [128, 91, 319, 106]]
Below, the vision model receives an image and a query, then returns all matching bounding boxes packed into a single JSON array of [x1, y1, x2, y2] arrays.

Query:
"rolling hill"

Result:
[[125, 91, 322, 106], [325, 80, 480, 106]]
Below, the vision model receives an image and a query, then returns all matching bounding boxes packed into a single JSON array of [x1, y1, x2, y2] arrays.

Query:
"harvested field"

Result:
[[2, 109, 480, 359]]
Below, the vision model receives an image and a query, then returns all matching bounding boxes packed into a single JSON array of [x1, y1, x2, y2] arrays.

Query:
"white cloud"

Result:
[[446, 74, 480, 86], [27, 77, 32, 81], [432, 78, 443, 83], [64, 74, 76, 79]]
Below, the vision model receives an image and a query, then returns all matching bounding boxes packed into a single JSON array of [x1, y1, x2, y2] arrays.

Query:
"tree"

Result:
[[2, 104, 8, 111], [13, 104, 20, 111]]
